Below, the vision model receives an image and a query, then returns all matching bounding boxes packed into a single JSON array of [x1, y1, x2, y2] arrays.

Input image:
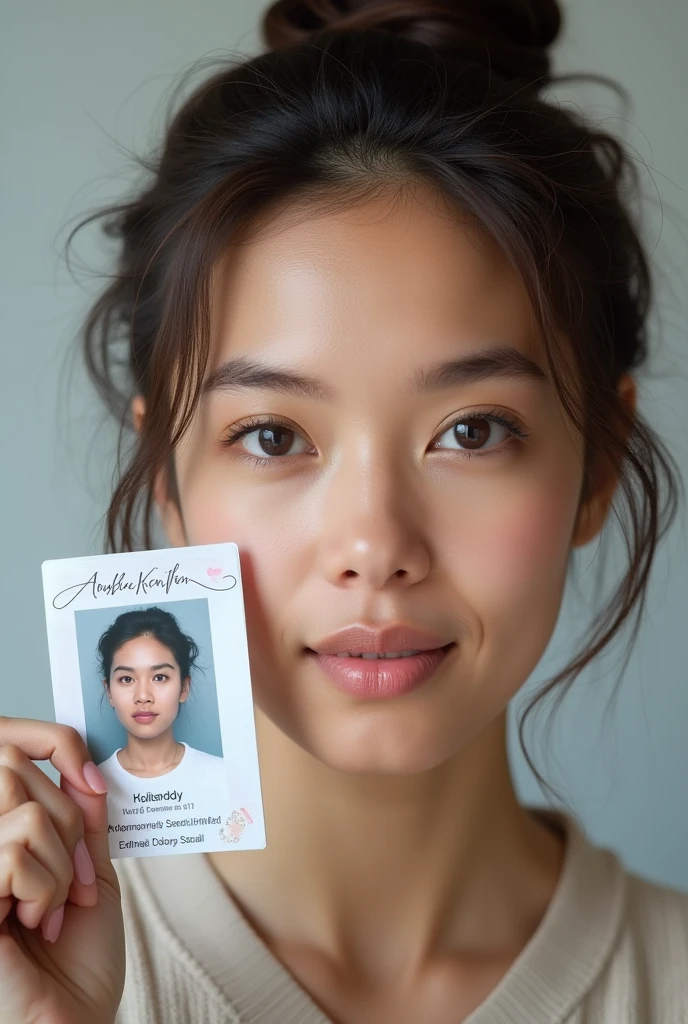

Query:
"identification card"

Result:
[[41, 542, 266, 859]]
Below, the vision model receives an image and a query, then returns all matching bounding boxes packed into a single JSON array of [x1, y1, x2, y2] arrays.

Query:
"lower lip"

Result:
[[312, 645, 454, 699], [133, 714, 157, 724]]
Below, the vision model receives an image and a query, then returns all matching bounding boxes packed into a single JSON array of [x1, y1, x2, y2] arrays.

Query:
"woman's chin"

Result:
[[126, 722, 169, 740], [256, 694, 469, 776], [306, 720, 459, 777]]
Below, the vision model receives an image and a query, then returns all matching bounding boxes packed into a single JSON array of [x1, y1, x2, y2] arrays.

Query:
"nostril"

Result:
[[343, 569, 358, 578]]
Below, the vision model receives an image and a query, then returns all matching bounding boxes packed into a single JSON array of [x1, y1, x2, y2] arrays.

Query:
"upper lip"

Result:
[[133, 711, 157, 717], [308, 624, 451, 655]]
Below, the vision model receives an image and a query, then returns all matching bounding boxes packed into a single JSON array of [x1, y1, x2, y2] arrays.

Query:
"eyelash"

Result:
[[430, 407, 530, 458], [117, 674, 169, 683], [220, 409, 530, 467]]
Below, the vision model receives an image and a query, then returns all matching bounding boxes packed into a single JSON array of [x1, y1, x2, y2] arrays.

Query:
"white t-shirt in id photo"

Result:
[[97, 741, 256, 858]]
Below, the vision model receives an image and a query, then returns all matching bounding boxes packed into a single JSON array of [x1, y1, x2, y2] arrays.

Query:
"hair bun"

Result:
[[262, 0, 562, 89]]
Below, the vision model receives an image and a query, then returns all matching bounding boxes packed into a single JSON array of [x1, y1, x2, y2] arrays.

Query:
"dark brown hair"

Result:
[[66, 0, 683, 808], [98, 606, 199, 685]]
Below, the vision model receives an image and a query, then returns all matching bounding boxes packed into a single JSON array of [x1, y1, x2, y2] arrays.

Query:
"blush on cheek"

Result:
[[457, 485, 577, 613], [181, 484, 294, 653]]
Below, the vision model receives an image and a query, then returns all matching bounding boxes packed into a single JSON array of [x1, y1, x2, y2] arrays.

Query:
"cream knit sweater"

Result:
[[113, 808, 688, 1023]]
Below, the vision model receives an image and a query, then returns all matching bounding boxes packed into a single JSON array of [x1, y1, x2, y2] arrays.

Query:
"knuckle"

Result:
[[0, 765, 24, 804], [59, 723, 82, 746], [57, 723, 89, 760], [0, 840, 26, 873], [18, 800, 49, 833], [0, 744, 26, 772]]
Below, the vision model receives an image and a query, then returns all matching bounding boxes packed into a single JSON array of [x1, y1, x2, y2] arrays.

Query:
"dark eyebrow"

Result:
[[202, 355, 335, 400], [112, 663, 175, 673], [201, 345, 549, 401], [410, 345, 549, 393]]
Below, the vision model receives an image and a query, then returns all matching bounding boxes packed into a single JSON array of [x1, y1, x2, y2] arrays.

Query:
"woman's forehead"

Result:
[[207, 193, 540, 376], [115, 635, 175, 658]]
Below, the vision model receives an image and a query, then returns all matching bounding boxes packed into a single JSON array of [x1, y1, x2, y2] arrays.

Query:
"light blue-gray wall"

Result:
[[2, 1, 687, 888]]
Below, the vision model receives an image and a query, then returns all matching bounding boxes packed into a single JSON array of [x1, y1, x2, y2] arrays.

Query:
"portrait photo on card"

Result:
[[41, 543, 265, 859]]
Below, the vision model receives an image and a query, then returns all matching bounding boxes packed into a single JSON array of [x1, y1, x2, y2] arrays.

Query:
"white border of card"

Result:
[[42, 542, 266, 859]]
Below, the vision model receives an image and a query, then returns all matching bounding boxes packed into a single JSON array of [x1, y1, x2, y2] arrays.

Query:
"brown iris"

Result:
[[257, 425, 295, 456], [454, 417, 490, 451]]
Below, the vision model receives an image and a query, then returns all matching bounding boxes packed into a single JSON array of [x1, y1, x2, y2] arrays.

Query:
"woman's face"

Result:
[[159, 187, 622, 776], [105, 634, 189, 739]]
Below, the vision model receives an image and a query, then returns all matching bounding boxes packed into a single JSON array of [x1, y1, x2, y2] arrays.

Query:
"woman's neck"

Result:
[[207, 707, 566, 985], [117, 729, 182, 777]]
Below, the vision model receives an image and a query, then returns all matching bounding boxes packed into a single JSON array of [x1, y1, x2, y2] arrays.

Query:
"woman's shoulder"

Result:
[[623, 866, 688, 944], [182, 743, 224, 767], [596, 863, 688, 1018], [96, 749, 120, 772]]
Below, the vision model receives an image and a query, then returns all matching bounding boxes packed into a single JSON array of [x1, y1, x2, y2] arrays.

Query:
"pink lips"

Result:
[[133, 712, 157, 723], [308, 624, 454, 699], [314, 648, 452, 698]]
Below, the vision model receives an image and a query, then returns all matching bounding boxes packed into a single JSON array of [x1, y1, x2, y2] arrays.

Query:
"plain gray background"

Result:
[[74, 598, 222, 764], [2, 1, 688, 888]]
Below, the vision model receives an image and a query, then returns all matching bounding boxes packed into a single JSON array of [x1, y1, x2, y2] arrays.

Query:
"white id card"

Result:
[[41, 542, 266, 859]]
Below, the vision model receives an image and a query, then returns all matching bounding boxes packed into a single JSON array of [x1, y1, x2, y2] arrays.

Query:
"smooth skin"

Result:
[[103, 635, 190, 778], [0, 185, 636, 1024]]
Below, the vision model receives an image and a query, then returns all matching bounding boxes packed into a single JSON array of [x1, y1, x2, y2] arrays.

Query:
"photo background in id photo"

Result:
[[74, 598, 223, 764]]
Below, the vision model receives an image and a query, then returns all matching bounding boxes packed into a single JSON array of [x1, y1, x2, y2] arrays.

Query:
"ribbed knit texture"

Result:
[[113, 809, 688, 1023]]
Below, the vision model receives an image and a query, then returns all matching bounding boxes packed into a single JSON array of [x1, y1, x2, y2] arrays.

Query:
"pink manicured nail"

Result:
[[41, 904, 65, 944], [74, 837, 96, 885], [82, 761, 108, 794]]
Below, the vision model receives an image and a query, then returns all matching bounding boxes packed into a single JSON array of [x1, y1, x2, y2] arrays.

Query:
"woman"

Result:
[[95, 606, 222, 782], [0, 1, 687, 1022], [93, 606, 245, 860]]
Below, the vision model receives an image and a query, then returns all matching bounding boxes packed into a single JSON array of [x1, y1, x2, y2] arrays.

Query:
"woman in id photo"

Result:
[[3, 1, 688, 1023], [95, 606, 225, 785], [92, 605, 249, 860]]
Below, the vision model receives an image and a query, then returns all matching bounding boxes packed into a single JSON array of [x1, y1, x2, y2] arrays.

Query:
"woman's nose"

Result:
[[317, 455, 431, 590]]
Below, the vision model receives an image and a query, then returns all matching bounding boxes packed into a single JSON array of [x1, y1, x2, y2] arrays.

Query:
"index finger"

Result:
[[0, 717, 108, 796]]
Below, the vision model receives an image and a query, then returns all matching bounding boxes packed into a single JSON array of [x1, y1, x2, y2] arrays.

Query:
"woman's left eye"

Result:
[[431, 410, 529, 459], [220, 418, 313, 461], [153, 674, 168, 682]]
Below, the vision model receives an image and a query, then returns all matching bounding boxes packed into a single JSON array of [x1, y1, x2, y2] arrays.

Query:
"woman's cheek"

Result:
[[182, 458, 313, 576], [181, 475, 308, 672], [114, 702, 130, 726], [444, 476, 578, 619]]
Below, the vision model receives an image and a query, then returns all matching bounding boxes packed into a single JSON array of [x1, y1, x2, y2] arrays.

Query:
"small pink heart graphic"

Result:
[[207, 567, 222, 577]]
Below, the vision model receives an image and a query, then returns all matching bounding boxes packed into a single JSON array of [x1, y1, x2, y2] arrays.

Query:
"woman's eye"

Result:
[[223, 421, 312, 459], [153, 674, 168, 682], [432, 412, 526, 458], [117, 675, 133, 684], [222, 411, 527, 463]]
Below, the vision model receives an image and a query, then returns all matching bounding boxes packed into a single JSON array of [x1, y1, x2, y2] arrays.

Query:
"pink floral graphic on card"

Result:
[[220, 807, 254, 844]]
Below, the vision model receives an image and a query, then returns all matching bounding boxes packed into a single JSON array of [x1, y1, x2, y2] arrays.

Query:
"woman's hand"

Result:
[[0, 717, 125, 1024]]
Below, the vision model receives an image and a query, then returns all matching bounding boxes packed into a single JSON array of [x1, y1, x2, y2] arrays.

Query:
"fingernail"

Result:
[[41, 903, 65, 944], [82, 761, 108, 794], [74, 837, 96, 886]]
